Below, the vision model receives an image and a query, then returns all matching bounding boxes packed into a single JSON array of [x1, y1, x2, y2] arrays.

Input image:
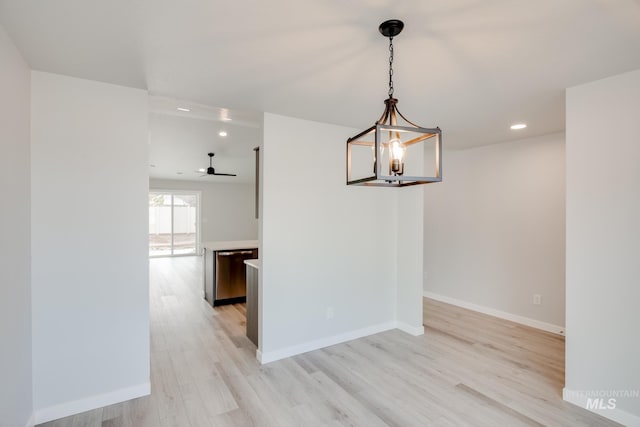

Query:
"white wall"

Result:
[[150, 179, 258, 243], [0, 25, 33, 427], [396, 186, 425, 334], [260, 113, 424, 362], [565, 69, 640, 423], [31, 72, 149, 423], [423, 133, 566, 330]]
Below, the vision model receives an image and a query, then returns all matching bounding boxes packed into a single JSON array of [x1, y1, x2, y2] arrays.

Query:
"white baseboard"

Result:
[[34, 382, 150, 425], [258, 321, 397, 364], [257, 320, 428, 364], [396, 321, 425, 336], [563, 388, 640, 426], [423, 291, 565, 336]]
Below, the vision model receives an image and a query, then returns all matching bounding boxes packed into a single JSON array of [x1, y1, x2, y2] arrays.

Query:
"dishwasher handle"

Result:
[[217, 250, 255, 256]]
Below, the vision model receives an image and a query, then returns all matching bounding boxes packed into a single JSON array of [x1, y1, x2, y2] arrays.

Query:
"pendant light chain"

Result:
[[388, 37, 394, 98]]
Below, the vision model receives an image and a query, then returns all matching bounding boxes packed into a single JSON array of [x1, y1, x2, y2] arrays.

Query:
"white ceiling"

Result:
[[148, 97, 261, 183], [2, 0, 640, 151]]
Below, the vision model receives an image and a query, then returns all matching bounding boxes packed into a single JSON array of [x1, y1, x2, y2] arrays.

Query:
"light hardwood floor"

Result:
[[38, 257, 619, 427]]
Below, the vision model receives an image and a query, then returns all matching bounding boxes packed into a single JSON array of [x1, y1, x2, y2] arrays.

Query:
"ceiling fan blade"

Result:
[[213, 173, 237, 176]]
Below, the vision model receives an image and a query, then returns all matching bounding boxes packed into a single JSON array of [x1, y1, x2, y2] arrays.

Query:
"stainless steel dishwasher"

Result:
[[214, 249, 258, 306]]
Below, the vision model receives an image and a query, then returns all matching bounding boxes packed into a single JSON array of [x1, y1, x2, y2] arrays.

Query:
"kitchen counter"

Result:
[[202, 240, 259, 251], [244, 259, 260, 269]]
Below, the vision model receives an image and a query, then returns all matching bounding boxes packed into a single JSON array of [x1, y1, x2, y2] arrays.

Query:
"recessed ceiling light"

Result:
[[219, 131, 228, 137], [510, 123, 527, 130], [198, 168, 206, 172], [222, 117, 232, 122], [177, 107, 190, 112]]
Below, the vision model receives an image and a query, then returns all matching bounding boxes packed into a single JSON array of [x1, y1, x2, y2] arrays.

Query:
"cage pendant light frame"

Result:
[[346, 19, 443, 187]]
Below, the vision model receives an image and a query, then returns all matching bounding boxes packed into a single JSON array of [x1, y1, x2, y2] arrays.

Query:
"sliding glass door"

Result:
[[149, 191, 200, 257]]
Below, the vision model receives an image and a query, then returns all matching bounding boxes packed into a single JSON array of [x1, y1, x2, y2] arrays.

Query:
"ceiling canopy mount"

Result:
[[378, 19, 404, 38]]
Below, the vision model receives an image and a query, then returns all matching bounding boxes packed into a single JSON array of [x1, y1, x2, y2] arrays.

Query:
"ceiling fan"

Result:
[[198, 153, 237, 177]]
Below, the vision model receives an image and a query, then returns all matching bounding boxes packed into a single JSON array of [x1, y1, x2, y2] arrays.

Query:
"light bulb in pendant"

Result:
[[389, 138, 405, 174]]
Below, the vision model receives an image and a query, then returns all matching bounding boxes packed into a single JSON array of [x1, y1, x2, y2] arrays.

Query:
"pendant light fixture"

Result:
[[346, 19, 442, 187]]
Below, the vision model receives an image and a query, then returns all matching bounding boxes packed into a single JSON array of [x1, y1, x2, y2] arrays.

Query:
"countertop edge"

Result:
[[244, 259, 260, 269]]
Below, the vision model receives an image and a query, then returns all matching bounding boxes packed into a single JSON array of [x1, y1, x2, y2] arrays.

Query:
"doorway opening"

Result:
[[149, 190, 201, 257]]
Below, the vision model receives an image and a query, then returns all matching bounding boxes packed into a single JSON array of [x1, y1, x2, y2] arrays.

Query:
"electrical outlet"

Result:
[[326, 306, 334, 319], [533, 294, 542, 305]]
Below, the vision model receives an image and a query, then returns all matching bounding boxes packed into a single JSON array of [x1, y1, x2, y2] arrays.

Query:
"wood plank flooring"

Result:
[[38, 256, 619, 427]]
